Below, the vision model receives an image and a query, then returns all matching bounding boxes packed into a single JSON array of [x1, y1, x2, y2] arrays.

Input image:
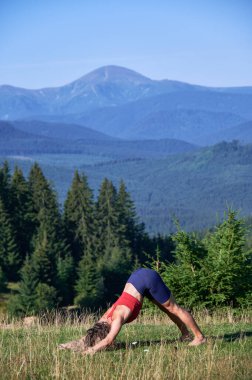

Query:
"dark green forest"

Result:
[[1, 140, 252, 234], [0, 161, 251, 316]]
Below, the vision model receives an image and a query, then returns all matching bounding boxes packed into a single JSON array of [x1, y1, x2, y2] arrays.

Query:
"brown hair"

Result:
[[84, 322, 111, 347]]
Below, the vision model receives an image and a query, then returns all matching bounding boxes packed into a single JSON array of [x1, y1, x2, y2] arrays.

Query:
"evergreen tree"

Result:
[[96, 179, 132, 303], [28, 163, 70, 290], [63, 170, 95, 262], [10, 166, 34, 265], [202, 210, 252, 306], [100, 245, 132, 304], [96, 178, 123, 252], [117, 180, 146, 261], [74, 252, 104, 308], [8, 256, 38, 316], [0, 199, 20, 281], [0, 161, 11, 212], [149, 234, 175, 264], [34, 283, 58, 312], [162, 229, 207, 308], [28, 163, 61, 234], [56, 253, 75, 305], [31, 212, 58, 286]]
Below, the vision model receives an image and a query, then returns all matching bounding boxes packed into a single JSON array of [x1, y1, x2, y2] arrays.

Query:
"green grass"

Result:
[[0, 309, 252, 379]]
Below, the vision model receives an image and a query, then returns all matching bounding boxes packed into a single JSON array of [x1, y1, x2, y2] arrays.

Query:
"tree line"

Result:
[[0, 161, 251, 316], [0, 161, 172, 315]]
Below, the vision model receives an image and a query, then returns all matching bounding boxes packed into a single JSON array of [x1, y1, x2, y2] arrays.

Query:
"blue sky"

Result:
[[0, 0, 252, 88]]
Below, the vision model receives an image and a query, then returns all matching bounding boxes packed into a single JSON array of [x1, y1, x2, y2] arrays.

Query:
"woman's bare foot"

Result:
[[188, 336, 206, 346]]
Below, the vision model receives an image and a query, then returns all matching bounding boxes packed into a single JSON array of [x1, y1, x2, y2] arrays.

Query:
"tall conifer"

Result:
[[96, 179, 132, 302], [117, 180, 146, 261], [8, 255, 38, 316], [28, 163, 61, 230], [162, 229, 206, 307], [31, 215, 57, 286], [74, 252, 104, 308], [96, 178, 121, 252], [0, 199, 20, 281], [56, 253, 75, 305], [0, 161, 11, 212], [63, 170, 95, 262], [203, 210, 251, 306], [10, 166, 33, 264]]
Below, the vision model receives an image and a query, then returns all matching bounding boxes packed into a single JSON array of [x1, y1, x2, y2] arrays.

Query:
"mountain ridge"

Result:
[[0, 120, 197, 158], [1, 65, 252, 145], [1, 65, 252, 120]]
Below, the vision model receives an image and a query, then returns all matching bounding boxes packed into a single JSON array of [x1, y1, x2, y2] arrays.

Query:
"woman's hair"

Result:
[[84, 322, 111, 347]]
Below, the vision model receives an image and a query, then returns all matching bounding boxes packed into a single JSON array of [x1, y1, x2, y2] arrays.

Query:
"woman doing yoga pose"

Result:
[[59, 268, 206, 354]]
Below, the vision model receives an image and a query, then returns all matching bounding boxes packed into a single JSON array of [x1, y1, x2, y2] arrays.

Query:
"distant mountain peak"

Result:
[[75, 65, 152, 85]]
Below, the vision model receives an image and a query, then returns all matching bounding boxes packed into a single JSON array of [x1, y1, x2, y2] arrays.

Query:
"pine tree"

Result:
[[0, 199, 20, 281], [28, 163, 61, 232], [10, 166, 34, 265], [100, 245, 132, 304], [96, 178, 122, 253], [28, 163, 71, 309], [31, 212, 58, 286], [202, 210, 252, 307], [63, 170, 95, 262], [0, 161, 11, 212], [8, 256, 38, 316], [28, 163, 69, 288], [74, 252, 104, 308], [117, 180, 146, 260], [95, 179, 132, 303], [56, 254, 75, 305], [162, 229, 207, 308], [34, 283, 58, 312]]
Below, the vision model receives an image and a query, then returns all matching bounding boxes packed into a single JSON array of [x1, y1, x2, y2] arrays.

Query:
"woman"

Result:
[[59, 268, 206, 354]]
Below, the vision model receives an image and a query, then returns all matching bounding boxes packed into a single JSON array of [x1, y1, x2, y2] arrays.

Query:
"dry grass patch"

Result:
[[0, 308, 251, 380]]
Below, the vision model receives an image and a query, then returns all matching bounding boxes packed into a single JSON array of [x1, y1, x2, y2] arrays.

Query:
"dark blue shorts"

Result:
[[127, 268, 171, 304]]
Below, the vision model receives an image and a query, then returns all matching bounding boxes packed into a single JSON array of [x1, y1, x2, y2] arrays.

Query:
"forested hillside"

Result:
[[1, 141, 251, 233], [0, 162, 251, 316]]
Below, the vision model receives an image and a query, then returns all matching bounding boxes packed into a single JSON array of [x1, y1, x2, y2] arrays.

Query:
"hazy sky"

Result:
[[0, 0, 252, 88]]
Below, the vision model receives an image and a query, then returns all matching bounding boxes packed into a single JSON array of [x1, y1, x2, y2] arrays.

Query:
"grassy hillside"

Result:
[[0, 309, 251, 380]]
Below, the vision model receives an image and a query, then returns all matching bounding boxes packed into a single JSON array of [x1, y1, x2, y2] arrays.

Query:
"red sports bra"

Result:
[[107, 292, 142, 323]]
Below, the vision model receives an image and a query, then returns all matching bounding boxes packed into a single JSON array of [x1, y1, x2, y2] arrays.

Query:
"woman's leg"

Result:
[[151, 297, 190, 339], [161, 294, 206, 346]]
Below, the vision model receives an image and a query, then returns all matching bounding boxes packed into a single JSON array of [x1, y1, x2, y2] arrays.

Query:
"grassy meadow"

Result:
[[0, 308, 252, 380]]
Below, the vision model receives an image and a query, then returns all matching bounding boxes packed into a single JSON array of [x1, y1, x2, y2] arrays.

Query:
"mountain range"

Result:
[[1, 66, 252, 233], [1, 65, 252, 145]]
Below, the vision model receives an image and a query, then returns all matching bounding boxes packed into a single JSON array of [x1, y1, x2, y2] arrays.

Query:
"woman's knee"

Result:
[[162, 294, 179, 313]]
